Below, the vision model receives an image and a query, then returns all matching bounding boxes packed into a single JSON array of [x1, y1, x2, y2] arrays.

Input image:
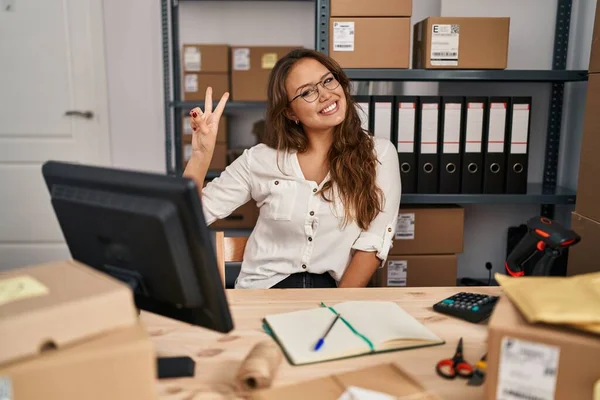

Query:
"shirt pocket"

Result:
[[268, 179, 297, 220]]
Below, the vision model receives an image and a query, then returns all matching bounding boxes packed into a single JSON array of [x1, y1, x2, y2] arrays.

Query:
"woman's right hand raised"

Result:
[[188, 87, 229, 157]]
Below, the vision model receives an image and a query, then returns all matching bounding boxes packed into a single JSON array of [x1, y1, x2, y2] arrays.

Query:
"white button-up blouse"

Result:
[[201, 137, 402, 289]]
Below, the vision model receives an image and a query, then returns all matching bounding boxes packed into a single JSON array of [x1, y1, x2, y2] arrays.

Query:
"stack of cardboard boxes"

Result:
[[568, 5, 600, 276], [374, 206, 464, 287]]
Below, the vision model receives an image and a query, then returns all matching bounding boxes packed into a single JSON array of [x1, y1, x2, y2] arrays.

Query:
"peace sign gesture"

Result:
[[188, 87, 229, 157]]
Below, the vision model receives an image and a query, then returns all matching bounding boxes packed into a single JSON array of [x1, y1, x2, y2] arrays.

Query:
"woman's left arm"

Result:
[[339, 140, 402, 288]]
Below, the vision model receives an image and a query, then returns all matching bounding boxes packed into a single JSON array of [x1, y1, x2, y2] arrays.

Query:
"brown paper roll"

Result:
[[236, 340, 283, 391]]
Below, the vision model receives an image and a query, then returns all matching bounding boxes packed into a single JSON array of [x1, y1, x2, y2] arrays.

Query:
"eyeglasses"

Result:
[[290, 73, 340, 103]]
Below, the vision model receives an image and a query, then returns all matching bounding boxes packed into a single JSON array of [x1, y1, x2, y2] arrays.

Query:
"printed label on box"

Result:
[[0, 276, 49, 307], [0, 377, 12, 400], [184, 74, 198, 92], [333, 21, 355, 52], [395, 213, 415, 240], [496, 337, 560, 400], [431, 24, 459, 66], [233, 48, 251, 71], [261, 53, 278, 69], [184, 144, 193, 161], [184, 47, 201, 71], [183, 116, 192, 135], [387, 260, 407, 287]]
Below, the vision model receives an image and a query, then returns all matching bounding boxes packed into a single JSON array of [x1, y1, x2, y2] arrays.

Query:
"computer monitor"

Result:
[[41, 160, 234, 335]]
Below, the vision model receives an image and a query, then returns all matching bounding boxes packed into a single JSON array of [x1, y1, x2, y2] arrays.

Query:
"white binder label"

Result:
[[184, 47, 201, 71], [496, 337, 559, 400], [397, 102, 415, 153], [374, 102, 392, 140], [387, 260, 407, 287], [333, 22, 355, 52], [395, 213, 415, 240], [443, 103, 461, 153], [184, 74, 198, 92], [488, 102, 507, 153], [233, 48, 250, 70], [356, 102, 369, 132], [465, 103, 484, 153], [511, 104, 530, 154], [421, 104, 438, 154], [431, 24, 459, 66]]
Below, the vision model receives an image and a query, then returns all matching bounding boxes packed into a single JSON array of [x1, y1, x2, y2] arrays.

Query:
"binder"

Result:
[[395, 96, 418, 194], [417, 97, 441, 194], [440, 97, 464, 194], [354, 96, 373, 134], [483, 97, 509, 194], [373, 96, 394, 141], [506, 97, 532, 194], [461, 97, 487, 194]]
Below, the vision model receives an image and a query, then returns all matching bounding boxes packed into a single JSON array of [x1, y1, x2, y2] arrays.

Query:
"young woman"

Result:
[[184, 49, 401, 289]]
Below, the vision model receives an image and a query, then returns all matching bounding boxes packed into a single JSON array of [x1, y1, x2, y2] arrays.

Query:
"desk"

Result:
[[142, 287, 502, 399]]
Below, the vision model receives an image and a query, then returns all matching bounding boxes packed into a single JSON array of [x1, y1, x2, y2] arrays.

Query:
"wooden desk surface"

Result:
[[141, 287, 502, 400]]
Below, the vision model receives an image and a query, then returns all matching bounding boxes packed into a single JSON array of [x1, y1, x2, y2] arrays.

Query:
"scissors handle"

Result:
[[436, 359, 474, 379]]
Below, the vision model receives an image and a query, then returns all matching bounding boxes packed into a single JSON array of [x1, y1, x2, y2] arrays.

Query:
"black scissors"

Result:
[[435, 338, 474, 380]]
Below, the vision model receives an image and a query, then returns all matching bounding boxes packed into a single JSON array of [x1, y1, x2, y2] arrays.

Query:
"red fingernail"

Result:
[[192, 112, 197, 117]]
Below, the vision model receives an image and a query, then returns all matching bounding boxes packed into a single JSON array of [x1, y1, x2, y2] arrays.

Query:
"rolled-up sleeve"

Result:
[[351, 140, 402, 264], [201, 147, 253, 226]]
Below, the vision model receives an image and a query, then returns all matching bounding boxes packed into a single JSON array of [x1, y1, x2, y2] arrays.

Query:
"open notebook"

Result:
[[263, 301, 444, 366]]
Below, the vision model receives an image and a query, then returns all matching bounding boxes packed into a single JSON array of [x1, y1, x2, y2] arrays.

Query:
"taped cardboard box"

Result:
[[330, 0, 412, 17], [567, 212, 600, 276], [485, 296, 600, 400], [413, 17, 510, 69], [183, 72, 229, 102], [0, 260, 156, 399], [183, 114, 228, 144], [375, 255, 458, 287], [329, 17, 410, 68], [389, 205, 464, 255], [182, 44, 229, 73], [183, 137, 227, 171]]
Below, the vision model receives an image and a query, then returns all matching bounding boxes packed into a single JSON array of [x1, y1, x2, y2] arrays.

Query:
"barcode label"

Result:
[[387, 260, 407, 287], [431, 24, 459, 66], [388, 280, 406, 286], [432, 51, 458, 57], [333, 22, 355, 52], [395, 213, 415, 240]]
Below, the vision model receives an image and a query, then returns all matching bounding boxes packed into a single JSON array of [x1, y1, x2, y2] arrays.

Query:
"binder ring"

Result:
[[467, 163, 478, 174], [490, 163, 501, 174], [400, 162, 411, 173], [445, 163, 456, 174], [513, 163, 524, 173], [423, 163, 434, 174]]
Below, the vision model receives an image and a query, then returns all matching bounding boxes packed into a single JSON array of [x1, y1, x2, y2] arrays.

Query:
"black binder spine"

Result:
[[417, 96, 441, 194], [440, 96, 464, 194], [505, 97, 532, 194], [395, 96, 419, 194], [483, 97, 510, 194], [461, 97, 487, 194]]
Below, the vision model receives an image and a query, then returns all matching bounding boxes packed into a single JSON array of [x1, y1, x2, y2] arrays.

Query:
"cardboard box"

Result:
[[231, 46, 300, 101], [0, 260, 138, 366], [182, 44, 229, 73], [589, 4, 600, 73], [485, 296, 600, 400], [330, 0, 412, 17], [389, 206, 464, 255], [376, 255, 458, 287], [251, 363, 438, 399], [575, 73, 600, 221], [413, 17, 510, 69], [183, 138, 227, 171], [329, 17, 410, 68], [183, 73, 229, 102], [567, 212, 600, 276], [183, 114, 227, 144]]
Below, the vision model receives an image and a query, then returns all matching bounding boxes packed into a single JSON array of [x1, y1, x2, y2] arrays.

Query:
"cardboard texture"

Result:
[[183, 114, 227, 143], [485, 296, 600, 400], [182, 44, 229, 73], [389, 206, 464, 255], [376, 255, 458, 287], [413, 17, 510, 69], [575, 73, 600, 222], [568, 212, 600, 276], [251, 363, 438, 399], [590, 4, 600, 73], [0, 323, 157, 400], [0, 260, 138, 366], [330, 0, 412, 17], [231, 46, 301, 101], [183, 73, 229, 102], [329, 17, 410, 68], [183, 138, 227, 171]]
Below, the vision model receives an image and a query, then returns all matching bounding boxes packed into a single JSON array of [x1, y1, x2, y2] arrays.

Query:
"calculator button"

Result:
[[472, 306, 480, 312]]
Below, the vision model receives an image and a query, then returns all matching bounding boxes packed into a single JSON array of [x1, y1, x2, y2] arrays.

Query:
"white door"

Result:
[[0, 0, 111, 270]]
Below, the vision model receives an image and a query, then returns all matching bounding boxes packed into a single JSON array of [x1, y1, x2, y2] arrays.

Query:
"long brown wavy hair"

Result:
[[264, 48, 383, 231]]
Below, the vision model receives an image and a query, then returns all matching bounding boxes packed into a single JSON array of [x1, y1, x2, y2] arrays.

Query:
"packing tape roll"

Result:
[[236, 340, 283, 391]]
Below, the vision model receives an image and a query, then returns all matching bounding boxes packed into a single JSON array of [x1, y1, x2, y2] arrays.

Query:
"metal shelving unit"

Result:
[[162, 0, 586, 213]]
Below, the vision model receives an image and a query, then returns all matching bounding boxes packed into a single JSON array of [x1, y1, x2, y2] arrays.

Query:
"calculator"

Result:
[[433, 292, 500, 323]]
